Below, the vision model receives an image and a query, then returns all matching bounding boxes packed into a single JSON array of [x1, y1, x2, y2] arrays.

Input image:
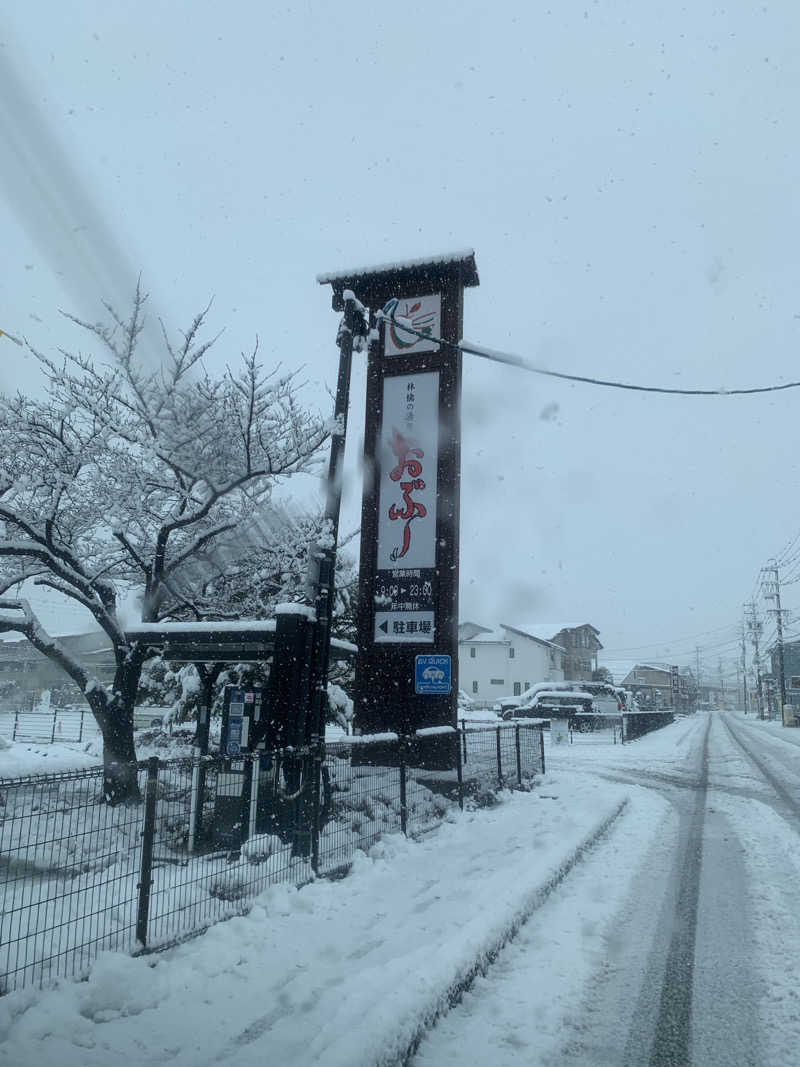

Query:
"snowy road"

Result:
[[6, 711, 800, 1066], [413, 711, 800, 1067]]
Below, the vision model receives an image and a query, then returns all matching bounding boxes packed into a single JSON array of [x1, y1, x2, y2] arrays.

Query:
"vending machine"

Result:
[[212, 685, 267, 850]]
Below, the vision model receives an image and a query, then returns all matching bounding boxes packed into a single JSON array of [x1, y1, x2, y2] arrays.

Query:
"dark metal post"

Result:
[[13, 706, 18, 740], [78, 710, 84, 743], [515, 723, 522, 785], [306, 295, 363, 748], [461, 721, 468, 764], [496, 725, 503, 786], [303, 296, 364, 851], [539, 726, 546, 774], [399, 745, 408, 834], [50, 708, 56, 743], [136, 757, 159, 948], [455, 729, 464, 810], [311, 743, 322, 873]]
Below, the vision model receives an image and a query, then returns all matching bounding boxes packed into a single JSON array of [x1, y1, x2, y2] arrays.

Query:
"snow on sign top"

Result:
[[126, 620, 278, 634], [316, 249, 478, 286]]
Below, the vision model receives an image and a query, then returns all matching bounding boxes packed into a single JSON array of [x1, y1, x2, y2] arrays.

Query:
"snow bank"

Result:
[[0, 777, 632, 1066], [0, 740, 101, 779]]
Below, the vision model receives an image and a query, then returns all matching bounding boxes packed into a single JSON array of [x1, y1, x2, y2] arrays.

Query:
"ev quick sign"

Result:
[[415, 654, 451, 695]]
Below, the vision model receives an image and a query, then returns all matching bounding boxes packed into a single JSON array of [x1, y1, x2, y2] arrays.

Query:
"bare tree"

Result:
[[0, 285, 327, 801]]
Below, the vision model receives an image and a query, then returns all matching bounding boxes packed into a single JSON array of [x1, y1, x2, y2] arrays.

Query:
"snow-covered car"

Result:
[[502, 691, 593, 723], [133, 708, 165, 730], [592, 694, 624, 716]]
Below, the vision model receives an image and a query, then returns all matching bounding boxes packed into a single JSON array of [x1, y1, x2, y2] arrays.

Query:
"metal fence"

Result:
[[0, 723, 544, 994], [622, 710, 675, 741], [0, 707, 100, 744]]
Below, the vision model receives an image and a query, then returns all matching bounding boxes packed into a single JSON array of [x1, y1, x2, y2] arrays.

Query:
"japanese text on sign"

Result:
[[377, 372, 439, 571]]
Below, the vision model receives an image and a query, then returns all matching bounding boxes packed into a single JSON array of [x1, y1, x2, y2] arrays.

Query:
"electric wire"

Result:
[[380, 303, 800, 397], [600, 622, 738, 654]]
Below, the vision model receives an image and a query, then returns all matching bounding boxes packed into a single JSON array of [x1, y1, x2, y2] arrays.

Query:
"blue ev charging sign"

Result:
[[415, 654, 451, 695]]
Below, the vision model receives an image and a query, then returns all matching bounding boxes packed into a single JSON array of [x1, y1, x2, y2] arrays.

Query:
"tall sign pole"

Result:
[[319, 252, 479, 754]]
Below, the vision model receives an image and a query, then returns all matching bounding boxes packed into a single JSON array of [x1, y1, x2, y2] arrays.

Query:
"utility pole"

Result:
[[746, 601, 764, 719], [763, 560, 788, 723], [740, 623, 748, 715], [695, 645, 702, 709]]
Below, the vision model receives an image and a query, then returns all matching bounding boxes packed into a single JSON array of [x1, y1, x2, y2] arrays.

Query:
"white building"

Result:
[[458, 622, 566, 705]]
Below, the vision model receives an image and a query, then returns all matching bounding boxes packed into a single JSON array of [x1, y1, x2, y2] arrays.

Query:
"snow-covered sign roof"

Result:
[[317, 249, 478, 286], [127, 620, 278, 635], [125, 618, 357, 661]]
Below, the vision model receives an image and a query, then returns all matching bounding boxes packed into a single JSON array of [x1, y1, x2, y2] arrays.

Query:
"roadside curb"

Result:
[[380, 795, 630, 1067]]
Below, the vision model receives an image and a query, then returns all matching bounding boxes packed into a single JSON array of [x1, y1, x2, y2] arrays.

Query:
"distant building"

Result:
[[510, 623, 603, 681], [458, 622, 565, 704], [620, 663, 697, 710], [770, 638, 800, 713], [0, 631, 116, 706]]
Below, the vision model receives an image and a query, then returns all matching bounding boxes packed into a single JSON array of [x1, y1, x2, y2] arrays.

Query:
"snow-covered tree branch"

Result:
[[0, 284, 328, 800]]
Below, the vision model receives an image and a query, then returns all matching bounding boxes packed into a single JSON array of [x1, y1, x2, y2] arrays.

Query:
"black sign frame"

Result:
[[320, 254, 479, 738]]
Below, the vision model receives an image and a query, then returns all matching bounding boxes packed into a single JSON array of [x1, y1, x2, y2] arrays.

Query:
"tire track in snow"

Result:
[[392, 797, 630, 1067], [720, 714, 800, 818], [644, 714, 710, 1067]]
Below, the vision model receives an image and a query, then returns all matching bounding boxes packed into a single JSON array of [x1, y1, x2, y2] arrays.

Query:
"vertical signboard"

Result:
[[318, 252, 479, 751], [374, 370, 439, 643], [670, 665, 680, 708]]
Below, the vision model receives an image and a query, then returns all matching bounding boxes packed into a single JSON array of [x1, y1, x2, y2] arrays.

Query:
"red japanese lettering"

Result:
[[389, 429, 423, 481]]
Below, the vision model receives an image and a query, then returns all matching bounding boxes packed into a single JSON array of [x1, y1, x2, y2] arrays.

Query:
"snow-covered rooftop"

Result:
[[317, 249, 477, 285], [463, 628, 508, 644], [626, 662, 674, 675], [505, 622, 592, 643], [499, 624, 566, 651]]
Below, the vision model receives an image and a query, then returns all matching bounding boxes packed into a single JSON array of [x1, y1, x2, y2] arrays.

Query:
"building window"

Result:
[[524, 681, 530, 691], [513, 682, 521, 695], [470, 647, 476, 658], [472, 681, 478, 694], [509, 647, 515, 659], [490, 678, 504, 686]]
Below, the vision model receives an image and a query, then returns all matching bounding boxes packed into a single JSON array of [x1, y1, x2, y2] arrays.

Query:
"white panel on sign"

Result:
[[384, 294, 441, 356], [377, 372, 439, 570], [375, 611, 435, 644]]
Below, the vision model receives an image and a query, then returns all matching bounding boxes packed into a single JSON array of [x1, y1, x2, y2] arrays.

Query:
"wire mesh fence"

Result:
[[0, 765, 147, 993], [0, 707, 98, 744], [0, 723, 544, 994]]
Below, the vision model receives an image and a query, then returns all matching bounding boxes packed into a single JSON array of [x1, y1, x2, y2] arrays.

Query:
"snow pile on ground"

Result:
[[0, 740, 101, 778], [0, 774, 633, 1067]]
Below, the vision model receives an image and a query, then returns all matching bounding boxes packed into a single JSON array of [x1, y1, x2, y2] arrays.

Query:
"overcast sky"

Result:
[[2, 2, 800, 679]]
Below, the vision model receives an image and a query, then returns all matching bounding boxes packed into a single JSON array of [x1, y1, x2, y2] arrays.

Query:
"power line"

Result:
[[380, 303, 800, 397], [601, 622, 738, 654]]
